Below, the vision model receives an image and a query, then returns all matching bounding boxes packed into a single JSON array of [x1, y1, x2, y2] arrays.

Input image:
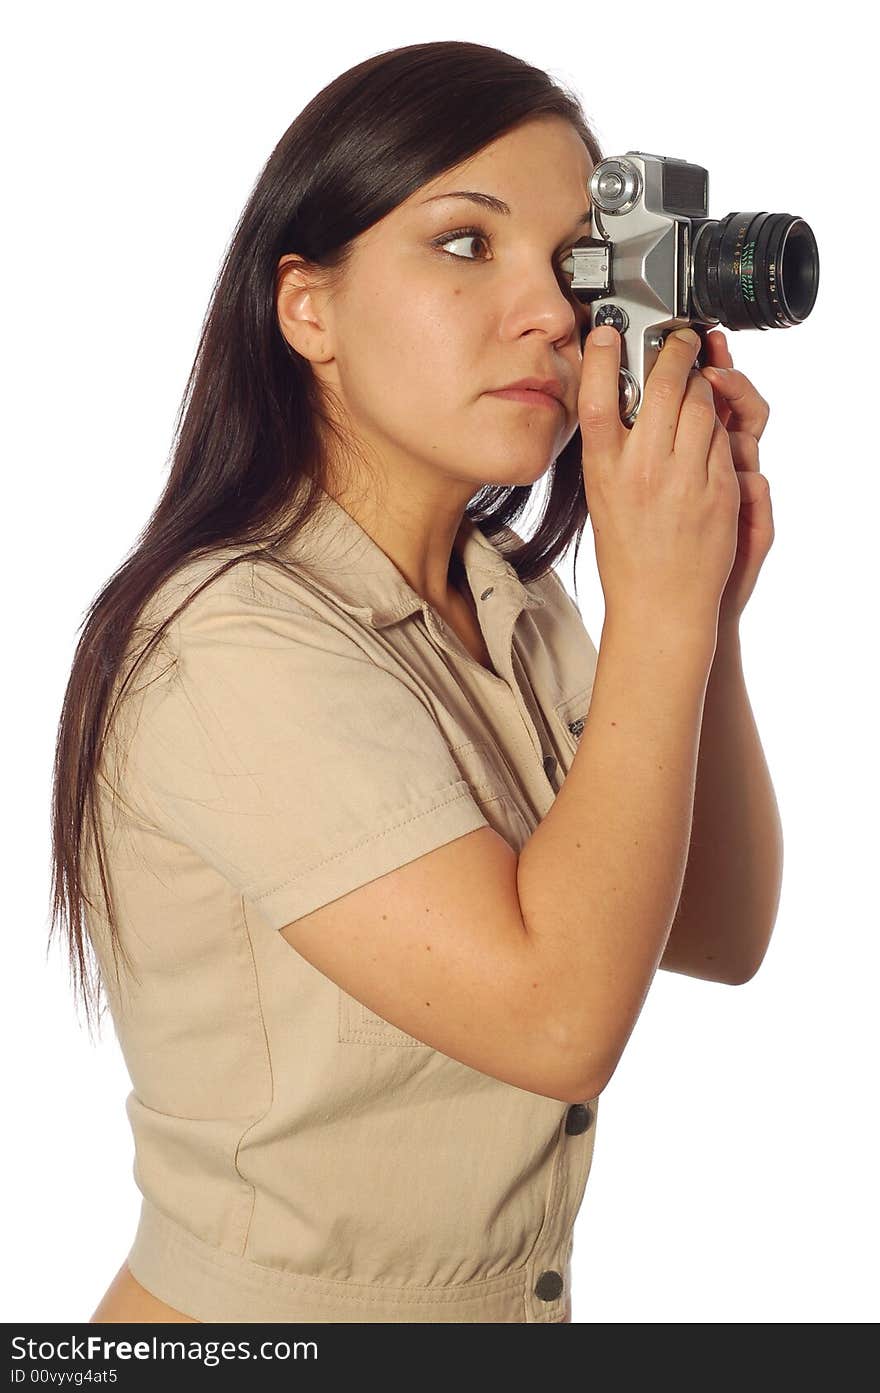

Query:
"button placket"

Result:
[[523, 1112, 570, 1321], [423, 590, 508, 686], [526, 1095, 599, 1320]]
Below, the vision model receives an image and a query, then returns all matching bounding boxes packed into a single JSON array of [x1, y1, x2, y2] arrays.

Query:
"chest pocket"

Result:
[[337, 739, 530, 1049], [553, 685, 594, 762]]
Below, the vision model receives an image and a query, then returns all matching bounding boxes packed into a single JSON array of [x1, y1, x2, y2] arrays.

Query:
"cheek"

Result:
[[343, 285, 484, 415]]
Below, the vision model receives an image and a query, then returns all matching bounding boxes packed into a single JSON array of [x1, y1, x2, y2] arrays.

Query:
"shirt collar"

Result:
[[270, 483, 546, 630]]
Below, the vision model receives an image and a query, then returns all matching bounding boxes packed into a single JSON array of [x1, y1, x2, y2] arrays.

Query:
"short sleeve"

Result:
[[122, 582, 489, 930]]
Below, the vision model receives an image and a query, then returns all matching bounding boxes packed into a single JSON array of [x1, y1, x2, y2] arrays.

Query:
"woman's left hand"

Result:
[[701, 329, 775, 625]]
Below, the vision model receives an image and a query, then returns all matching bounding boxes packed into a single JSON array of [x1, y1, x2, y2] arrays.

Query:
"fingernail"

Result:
[[671, 329, 700, 348]]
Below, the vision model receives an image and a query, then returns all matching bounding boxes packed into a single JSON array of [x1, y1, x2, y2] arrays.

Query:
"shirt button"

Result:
[[565, 1103, 594, 1135], [534, 1270, 564, 1302], [480, 587, 494, 601], [542, 753, 557, 780]]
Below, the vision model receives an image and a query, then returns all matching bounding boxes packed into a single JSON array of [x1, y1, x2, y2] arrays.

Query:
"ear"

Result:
[[275, 253, 334, 363]]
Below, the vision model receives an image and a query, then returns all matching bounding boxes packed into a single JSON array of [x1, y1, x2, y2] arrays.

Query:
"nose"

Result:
[[507, 269, 583, 347]]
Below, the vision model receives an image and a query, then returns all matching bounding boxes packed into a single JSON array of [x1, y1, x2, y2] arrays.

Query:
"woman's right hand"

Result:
[[577, 325, 741, 635]]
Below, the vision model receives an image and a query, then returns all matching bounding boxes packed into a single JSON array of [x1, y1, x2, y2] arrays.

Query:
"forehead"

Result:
[[397, 117, 595, 222]]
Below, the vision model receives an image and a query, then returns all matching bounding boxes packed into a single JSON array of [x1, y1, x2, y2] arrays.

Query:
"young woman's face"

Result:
[[307, 115, 594, 492]]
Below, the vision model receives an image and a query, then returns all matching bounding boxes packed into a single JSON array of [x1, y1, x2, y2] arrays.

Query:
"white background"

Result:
[[4, 0, 876, 1324]]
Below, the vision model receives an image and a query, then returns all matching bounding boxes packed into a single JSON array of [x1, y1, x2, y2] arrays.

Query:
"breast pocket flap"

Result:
[[553, 685, 593, 750]]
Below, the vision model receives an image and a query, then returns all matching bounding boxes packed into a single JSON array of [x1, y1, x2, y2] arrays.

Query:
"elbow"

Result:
[[728, 918, 779, 985], [567, 1060, 615, 1104], [555, 1012, 628, 1104], [723, 956, 765, 987], [555, 1048, 610, 1106], [720, 938, 774, 986], [561, 1045, 615, 1104]]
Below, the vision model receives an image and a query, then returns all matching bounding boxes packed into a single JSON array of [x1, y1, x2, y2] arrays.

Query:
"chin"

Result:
[[483, 459, 554, 489]]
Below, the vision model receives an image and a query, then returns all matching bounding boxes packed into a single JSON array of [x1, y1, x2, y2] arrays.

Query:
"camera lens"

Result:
[[691, 212, 819, 329]]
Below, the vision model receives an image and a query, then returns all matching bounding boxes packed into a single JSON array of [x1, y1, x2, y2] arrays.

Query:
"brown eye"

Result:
[[435, 229, 491, 262], [434, 225, 575, 282]]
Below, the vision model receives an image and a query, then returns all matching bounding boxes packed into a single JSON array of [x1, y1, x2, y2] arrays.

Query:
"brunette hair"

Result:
[[48, 39, 604, 1036]]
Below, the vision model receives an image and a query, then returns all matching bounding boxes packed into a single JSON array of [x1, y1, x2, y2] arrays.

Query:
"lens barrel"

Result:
[[692, 212, 819, 329]]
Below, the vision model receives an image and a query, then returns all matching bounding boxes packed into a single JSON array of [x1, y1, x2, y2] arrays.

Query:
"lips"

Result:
[[487, 386, 562, 409], [493, 376, 565, 401]]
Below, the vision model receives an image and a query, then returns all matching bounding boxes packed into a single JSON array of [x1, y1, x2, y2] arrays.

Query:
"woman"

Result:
[[53, 41, 780, 1324]]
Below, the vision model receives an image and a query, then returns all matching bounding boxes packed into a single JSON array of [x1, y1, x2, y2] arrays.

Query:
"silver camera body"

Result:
[[568, 151, 820, 426]]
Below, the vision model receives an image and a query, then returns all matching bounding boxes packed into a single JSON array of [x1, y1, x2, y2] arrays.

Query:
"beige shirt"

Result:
[[87, 484, 601, 1323]]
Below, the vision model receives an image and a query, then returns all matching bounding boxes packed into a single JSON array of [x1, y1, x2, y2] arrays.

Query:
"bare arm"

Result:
[[659, 616, 784, 985], [275, 610, 722, 1106], [516, 611, 718, 1097]]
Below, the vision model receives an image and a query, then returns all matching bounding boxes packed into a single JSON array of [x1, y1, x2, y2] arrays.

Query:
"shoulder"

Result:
[[136, 547, 370, 652], [109, 549, 367, 747]]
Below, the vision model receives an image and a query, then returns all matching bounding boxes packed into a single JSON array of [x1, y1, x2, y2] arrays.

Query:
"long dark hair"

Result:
[[49, 39, 604, 1038]]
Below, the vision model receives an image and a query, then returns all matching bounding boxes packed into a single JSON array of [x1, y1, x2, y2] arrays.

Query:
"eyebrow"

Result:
[[419, 189, 592, 234]]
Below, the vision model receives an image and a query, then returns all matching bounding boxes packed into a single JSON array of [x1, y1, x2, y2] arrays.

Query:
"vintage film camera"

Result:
[[567, 152, 820, 425]]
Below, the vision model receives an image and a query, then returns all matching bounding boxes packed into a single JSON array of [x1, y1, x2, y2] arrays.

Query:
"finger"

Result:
[[706, 381, 733, 432], [578, 324, 625, 464], [735, 469, 772, 507], [633, 328, 705, 456], [703, 330, 735, 372], [701, 367, 770, 441], [700, 334, 733, 427], [670, 367, 720, 478], [706, 413, 737, 486], [728, 429, 761, 473]]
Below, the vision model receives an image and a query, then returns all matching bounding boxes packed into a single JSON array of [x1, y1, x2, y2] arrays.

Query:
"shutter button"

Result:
[[565, 1103, 594, 1135], [535, 1270, 564, 1302]]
